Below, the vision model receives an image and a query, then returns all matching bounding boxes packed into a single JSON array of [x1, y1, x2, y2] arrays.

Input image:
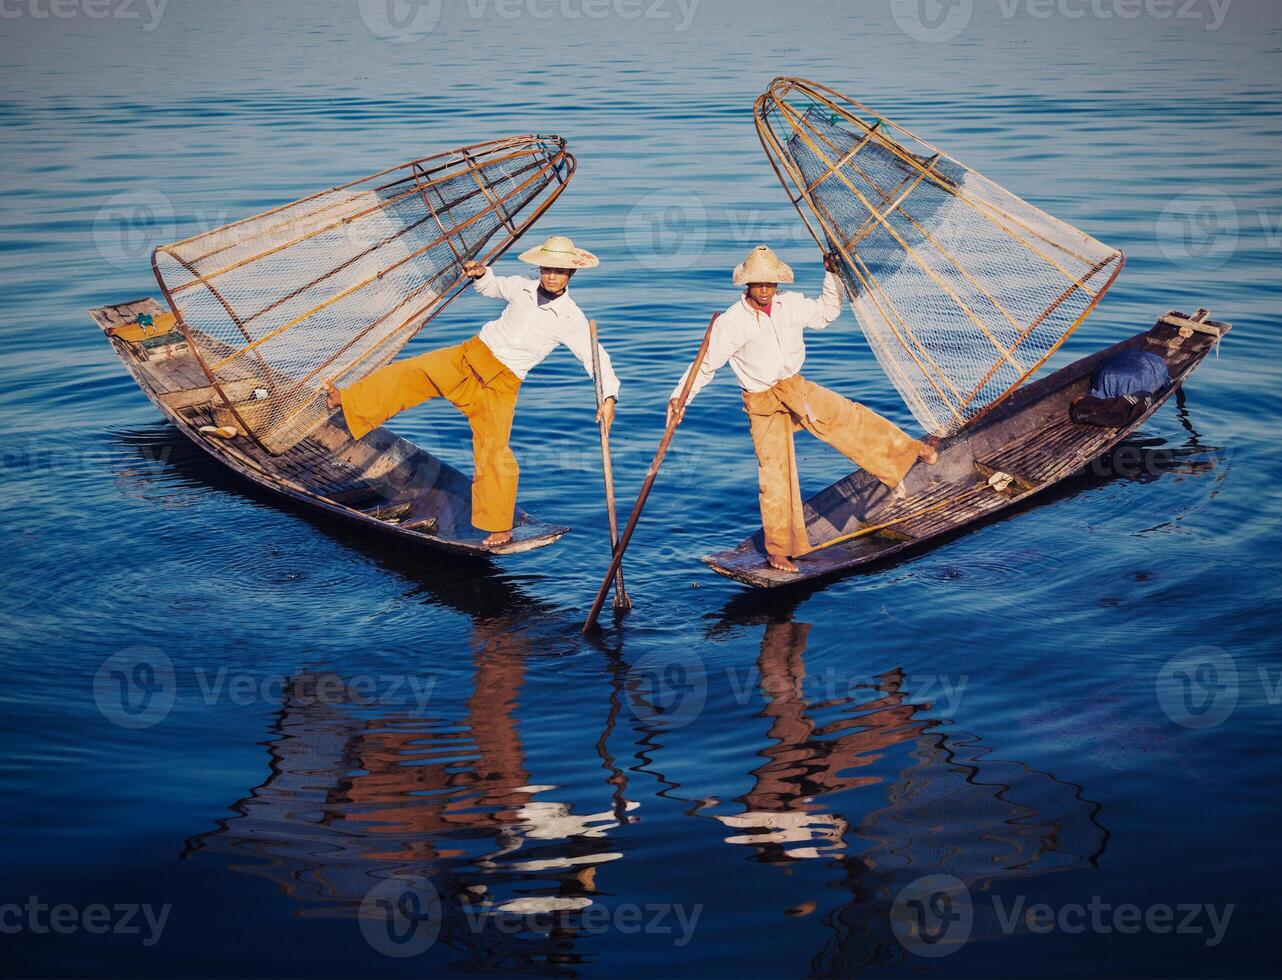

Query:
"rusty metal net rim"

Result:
[[754, 76, 1125, 434], [150, 134, 576, 454]]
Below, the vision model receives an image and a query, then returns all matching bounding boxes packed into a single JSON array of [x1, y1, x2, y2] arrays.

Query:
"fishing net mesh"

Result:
[[760, 84, 1122, 436], [154, 137, 571, 453]]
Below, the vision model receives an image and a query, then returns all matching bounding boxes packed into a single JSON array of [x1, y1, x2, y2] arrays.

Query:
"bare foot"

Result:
[[324, 382, 341, 411], [482, 529, 513, 548], [917, 441, 938, 465], [767, 552, 799, 573]]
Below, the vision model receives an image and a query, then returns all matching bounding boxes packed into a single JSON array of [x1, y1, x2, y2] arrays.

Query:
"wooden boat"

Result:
[[92, 296, 568, 555], [700, 79, 1230, 588], [704, 310, 1228, 587], [94, 135, 578, 555]]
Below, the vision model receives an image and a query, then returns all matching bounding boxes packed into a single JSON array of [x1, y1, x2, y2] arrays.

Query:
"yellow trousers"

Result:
[[743, 374, 926, 558], [339, 336, 521, 533]]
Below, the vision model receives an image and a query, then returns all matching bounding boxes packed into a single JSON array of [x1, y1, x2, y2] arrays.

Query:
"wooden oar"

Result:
[[583, 313, 719, 633], [588, 319, 631, 611]]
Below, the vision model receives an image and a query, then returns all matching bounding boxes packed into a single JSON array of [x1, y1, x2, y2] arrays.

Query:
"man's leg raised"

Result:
[[798, 380, 934, 489], [332, 345, 465, 440]]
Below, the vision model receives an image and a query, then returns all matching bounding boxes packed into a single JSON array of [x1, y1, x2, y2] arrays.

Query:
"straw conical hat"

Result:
[[518, 235, 599, 269], [733, 244, 794, 285]]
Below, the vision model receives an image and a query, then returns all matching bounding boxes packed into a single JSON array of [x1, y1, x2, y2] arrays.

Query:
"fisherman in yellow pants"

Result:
[[328, 236, 620, 547], [668, 245, 936, 572]]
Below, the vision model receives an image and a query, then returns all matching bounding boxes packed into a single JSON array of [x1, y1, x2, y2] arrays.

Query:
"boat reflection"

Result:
[[698, 618, 1109, 974], [183, 612, 634, 973]]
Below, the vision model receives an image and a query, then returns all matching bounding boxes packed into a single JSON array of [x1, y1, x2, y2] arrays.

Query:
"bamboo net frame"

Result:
[[755, 78, 1124, 436], [152, 135, 576, 454]]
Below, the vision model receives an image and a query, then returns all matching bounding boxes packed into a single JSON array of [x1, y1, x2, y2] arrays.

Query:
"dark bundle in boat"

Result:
[[703, 78, 1228, 587]]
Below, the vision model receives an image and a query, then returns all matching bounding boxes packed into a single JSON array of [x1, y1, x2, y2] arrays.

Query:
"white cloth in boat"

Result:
[[670, 272, 844, 405], [474, 269, 621, 401]]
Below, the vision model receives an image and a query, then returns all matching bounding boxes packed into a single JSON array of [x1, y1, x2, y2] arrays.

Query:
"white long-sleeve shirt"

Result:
[[474, 269, 621, 401], [670, 272, 845, 404]]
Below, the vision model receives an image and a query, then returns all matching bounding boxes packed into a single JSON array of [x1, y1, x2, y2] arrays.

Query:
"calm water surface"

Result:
[[2, 2, 1281, 977]]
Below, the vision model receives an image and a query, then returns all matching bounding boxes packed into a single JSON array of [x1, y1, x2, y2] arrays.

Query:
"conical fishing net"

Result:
[[756, 79, 1123, 436], [153, 136, 574, 453]]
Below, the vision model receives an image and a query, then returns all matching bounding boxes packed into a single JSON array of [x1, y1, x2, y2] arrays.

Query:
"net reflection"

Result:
[[703, 619, 1109, 975], [183, 614, 632, 974]]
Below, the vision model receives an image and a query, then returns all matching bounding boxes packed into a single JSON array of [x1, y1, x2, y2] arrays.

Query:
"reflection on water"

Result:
[[702, 621, 1109, 975], [185, 615, 1107, 975]]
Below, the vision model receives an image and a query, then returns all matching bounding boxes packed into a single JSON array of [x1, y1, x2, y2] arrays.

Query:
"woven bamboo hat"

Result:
[[733, 244, 794, 285], [518, 235, 599, 269]]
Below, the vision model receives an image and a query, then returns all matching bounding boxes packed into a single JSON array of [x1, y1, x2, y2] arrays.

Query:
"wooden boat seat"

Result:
[[975, 414, 1119, 490], [867, 479, 1011, 541]]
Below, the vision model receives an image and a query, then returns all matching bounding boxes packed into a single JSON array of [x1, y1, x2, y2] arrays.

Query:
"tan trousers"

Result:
[[339, 336, 521, 533], [743, 374, 925, 558]]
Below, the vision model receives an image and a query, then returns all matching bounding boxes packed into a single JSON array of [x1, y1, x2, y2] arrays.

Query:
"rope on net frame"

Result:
[[151, 135, 576, 454], [754, 77, 1125, 438]]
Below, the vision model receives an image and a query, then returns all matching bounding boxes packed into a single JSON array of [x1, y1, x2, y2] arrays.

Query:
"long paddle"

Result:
[[588, 319, 631, 611], [583, 313, 719, 633]]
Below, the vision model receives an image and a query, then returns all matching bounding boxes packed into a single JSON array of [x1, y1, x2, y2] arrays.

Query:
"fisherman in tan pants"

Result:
[[667, 245, 936, 572], [327, 236, 620, 547]]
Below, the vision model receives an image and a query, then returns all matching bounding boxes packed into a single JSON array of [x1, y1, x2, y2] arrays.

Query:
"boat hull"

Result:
[[93, 297, 569, 556], [703, 310, 1228, 588]]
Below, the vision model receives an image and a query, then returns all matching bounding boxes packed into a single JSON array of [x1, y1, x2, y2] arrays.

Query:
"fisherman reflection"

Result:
[[184, 613, 633, 967], [710, 621, 925, 862], [702, 617, 1109, 973]]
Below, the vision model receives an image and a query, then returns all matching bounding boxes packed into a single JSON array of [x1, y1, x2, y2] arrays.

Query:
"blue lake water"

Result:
[[2, 1, 1281, 976]]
